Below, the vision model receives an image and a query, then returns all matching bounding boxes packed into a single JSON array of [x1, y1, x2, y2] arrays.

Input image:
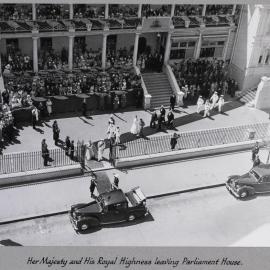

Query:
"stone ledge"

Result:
[[115, 139, 263, 168], [0, 164, 82, 187]]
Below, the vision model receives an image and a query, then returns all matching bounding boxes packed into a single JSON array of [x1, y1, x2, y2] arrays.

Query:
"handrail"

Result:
[[134, 65, 151, 110]]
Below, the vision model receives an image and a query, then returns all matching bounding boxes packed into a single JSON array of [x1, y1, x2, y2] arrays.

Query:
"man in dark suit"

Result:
[[41, 139, 49, 166], [160, 105, 166, 124], [170, 94, 176, 110], [167, 110, 175, 129], [170, 133, 180, 150], [150, 111, 157, 128], [252, 141, 259, 161], [52, 120, 60, 146]]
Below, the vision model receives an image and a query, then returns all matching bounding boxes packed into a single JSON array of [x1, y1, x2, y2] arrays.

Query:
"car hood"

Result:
[[229, 173, 257, 185], [73, 201, 102, 214]]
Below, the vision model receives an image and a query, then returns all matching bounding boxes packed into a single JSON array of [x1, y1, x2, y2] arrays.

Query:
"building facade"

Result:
[[0, 1, 269, 93]]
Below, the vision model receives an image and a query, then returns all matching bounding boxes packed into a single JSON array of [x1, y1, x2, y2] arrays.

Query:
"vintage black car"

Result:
[[226, 164, 270, 199], [70, 187, 148, 231]]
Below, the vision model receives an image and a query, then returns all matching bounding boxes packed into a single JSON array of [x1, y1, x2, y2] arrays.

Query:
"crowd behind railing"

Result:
[[0, 4, 239, 22], [171, 58, 239, 103]]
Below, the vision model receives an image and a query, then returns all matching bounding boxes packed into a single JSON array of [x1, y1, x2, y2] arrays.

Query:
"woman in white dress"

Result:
[[97, 140, 105, 161], [130, 116, 139, 135], [46, 98, 52, 116], [107, 123, 116, 140], [115, 127, 121, 145], [85, 140, 95, 161]]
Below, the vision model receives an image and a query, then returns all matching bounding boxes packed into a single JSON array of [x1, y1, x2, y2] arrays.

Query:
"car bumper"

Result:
[[226, 183, 240, 198], [69, 212, 78, 231]]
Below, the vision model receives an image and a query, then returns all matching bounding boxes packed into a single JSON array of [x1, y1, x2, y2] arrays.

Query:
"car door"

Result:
[[258, 175, 270, 192], [100, 203, 126, 224]]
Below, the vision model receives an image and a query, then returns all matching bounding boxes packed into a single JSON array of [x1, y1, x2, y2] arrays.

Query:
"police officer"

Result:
[[112, 173, 119, 190], [89, 176, 97, 197], [252, 142, 259, 161]]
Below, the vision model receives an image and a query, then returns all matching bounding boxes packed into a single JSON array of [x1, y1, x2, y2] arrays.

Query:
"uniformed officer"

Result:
[[89, 176, 97, 197], [112, 173, 119, 190], [253, 155, 261, 168], [251, 141, 259, 161]]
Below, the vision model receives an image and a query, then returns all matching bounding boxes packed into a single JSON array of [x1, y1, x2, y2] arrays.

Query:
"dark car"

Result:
[[70, 187, 148, 231], [226, 164, 270, 199]]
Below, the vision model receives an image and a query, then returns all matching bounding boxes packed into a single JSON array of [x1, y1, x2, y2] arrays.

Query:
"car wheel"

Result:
[[79, 223, 89, 231], [239, 189, 248, 199], [128, 214, 135, 221]]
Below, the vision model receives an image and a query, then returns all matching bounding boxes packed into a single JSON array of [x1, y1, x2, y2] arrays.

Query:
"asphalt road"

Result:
[[1, 187, 270, 246]]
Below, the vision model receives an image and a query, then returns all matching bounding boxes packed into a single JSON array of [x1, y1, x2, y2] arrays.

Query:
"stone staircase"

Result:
[[238, 87, 257, 105], [142, 72, 173, 109]]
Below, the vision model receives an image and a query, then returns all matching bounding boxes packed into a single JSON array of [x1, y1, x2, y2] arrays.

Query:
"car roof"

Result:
[[252, 164, 270, 177], [100, 189, 126, 206]]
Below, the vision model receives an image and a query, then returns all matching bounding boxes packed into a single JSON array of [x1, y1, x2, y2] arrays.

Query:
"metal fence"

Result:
[[116, 123, 270, 159], [0, 147, 79, 174]]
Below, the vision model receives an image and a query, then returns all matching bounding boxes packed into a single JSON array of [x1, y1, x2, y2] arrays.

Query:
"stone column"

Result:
[[32, 37, 39, 72], [195, 33, 202, 59], [105, 4, 109, 19], [102, 33, 107, 70], [68, 35, 74, 71], [164, 32, 172, 65], [133, 33, 140, 66], [138, 4, 142, 18], [32, 3, 36, 20], [69, 4, 74, 19], [232, 4, 236, 15], [202, 4, 207, 16], [171, 4, 175, 17]]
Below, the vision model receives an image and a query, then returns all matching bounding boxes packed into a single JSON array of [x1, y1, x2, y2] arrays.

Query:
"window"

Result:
[[200, 38, 226, 58], [170, 39, 196, 59]]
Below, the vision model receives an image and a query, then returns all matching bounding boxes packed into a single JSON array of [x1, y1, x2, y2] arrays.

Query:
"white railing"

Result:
[[134, 65, 151, 110]]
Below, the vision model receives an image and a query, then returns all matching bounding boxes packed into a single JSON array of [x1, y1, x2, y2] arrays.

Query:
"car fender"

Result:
[[238, 186, 255, 195], [78, 216, 100, 227]]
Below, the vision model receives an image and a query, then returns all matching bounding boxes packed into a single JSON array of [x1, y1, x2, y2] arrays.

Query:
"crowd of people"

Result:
[[206, 5, 234, 15], [174, 5, 203, 16], [109, 5, 138, 18], [0, 4, 32, 21], [73, 5, 105, 19], [137, 52, 164, 72], [2, 48, 32, 74], [39, 47, 68, 71], [171, 59, 239, 104], [142, 5, 171, 17], [36, 4, 69, 20]]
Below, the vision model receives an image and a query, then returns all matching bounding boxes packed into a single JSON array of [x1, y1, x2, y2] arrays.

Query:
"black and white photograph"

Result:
[[0, 0, 270, 266]]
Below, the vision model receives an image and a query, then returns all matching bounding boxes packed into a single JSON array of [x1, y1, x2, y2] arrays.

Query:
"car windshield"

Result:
[[249, 170, 261, 181]]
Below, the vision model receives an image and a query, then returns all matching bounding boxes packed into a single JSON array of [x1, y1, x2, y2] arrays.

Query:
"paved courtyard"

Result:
[[1, 98, 269, 155]]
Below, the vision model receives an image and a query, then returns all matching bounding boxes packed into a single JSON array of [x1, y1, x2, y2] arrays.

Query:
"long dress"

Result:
[[130, 118, 139, 135], [86, 143, 95, 160], [46, 100, 52, 115], [97, 141, 105, 161], [115, 129, 121, 144]]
